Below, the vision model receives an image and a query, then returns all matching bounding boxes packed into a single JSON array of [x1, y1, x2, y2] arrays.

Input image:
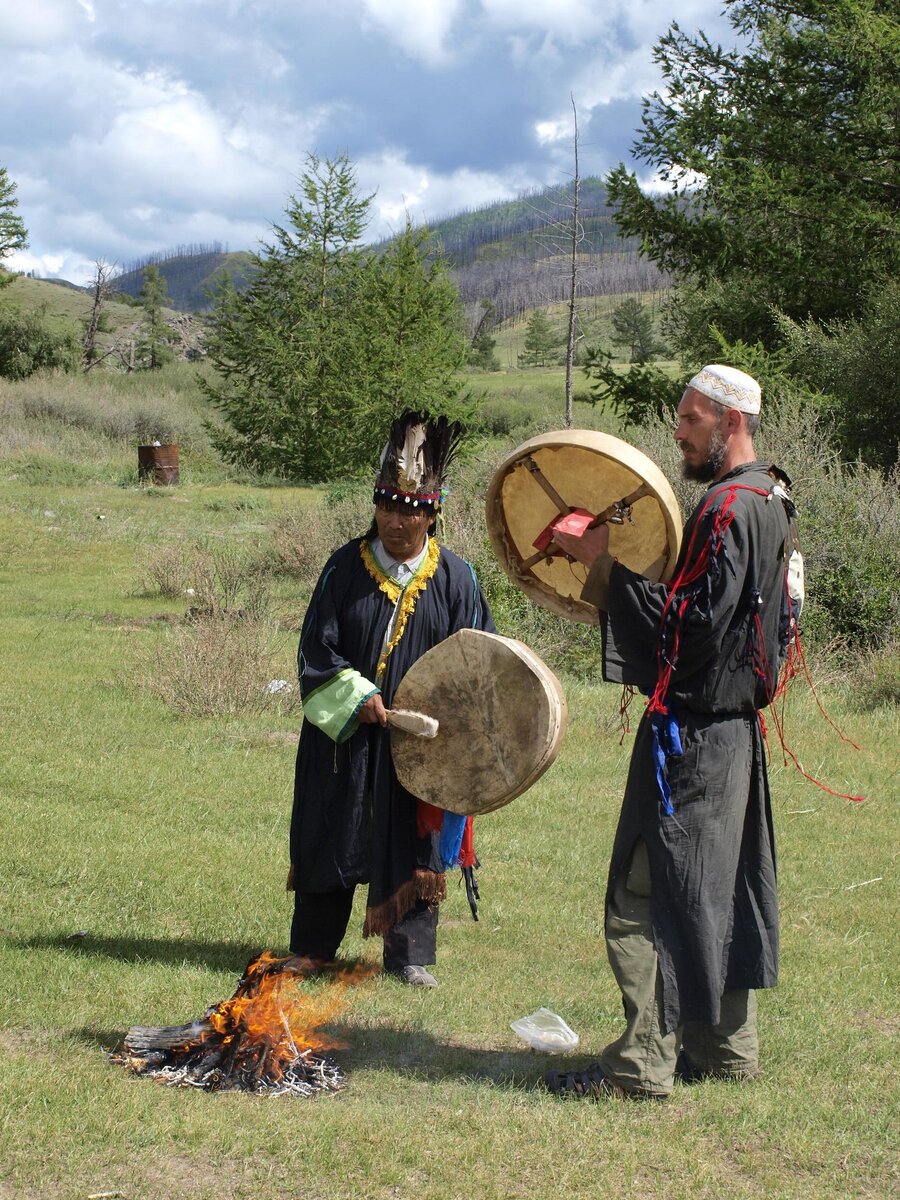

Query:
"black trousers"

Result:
[[291, 888, 438, 968]]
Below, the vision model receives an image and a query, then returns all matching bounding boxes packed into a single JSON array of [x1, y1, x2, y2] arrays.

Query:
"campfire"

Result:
[[109, 951, 375, 1096]]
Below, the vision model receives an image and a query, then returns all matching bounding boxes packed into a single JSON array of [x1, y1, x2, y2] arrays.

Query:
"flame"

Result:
[[200, 952, 377, 1073], [113, 951, 379, 1094]]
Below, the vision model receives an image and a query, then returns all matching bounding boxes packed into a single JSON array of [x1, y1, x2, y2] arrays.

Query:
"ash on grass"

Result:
[[110, 1026, 345, 1097], [108, 952, 347, 1097]]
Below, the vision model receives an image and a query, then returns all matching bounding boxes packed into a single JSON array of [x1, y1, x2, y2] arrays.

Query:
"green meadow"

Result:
[[0, 366, 897, 1199]]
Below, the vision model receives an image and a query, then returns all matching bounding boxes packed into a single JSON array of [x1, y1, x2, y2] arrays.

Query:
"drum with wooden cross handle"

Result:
[[485, 430, 682, 624]]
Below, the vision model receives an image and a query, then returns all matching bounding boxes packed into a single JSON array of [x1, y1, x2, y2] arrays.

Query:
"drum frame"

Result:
[[485, 430, 682, 623]]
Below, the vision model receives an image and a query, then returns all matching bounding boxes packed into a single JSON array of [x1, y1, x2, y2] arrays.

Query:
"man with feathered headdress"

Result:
[[287, 412, 495, 986]]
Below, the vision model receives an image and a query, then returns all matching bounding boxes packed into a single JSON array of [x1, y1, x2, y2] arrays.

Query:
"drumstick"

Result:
[[586, 482, 653, 528], [386, 708, 440, 738]]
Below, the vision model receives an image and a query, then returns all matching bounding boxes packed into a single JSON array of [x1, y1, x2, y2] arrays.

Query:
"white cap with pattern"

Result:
[[687, 364, 762, 414]]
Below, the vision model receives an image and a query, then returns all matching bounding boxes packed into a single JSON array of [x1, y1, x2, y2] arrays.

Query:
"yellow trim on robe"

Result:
[[360, 537, 441, 681]]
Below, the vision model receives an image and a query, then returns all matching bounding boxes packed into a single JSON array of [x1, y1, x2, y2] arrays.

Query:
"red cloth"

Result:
[[416, 801, 476, 868]]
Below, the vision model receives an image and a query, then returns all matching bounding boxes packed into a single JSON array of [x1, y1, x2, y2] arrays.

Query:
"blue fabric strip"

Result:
[[438, 811, 467, 870], [465, 560, 479, 627], [648, 708, 683, 817]]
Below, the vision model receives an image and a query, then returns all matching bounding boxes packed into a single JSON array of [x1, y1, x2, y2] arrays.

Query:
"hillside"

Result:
[[3, 274, 205, 365], [425, 176, 667, 324], [106, 178, 664, 319], [111, 246, 258, 312]]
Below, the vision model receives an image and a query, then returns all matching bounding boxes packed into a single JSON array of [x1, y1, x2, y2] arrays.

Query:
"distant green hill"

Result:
[[112, 246, 258, 313], [106, 179, 665, 318], [422, 177, 618, 266], [2, 273, 202, 365], [421, 176, 667, 324]]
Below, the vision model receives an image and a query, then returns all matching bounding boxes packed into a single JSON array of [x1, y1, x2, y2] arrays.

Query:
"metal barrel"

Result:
[[138, 444, 180, 485]]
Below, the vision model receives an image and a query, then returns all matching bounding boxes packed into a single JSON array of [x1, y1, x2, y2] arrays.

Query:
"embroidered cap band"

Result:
[[687, 364, 762, 415]]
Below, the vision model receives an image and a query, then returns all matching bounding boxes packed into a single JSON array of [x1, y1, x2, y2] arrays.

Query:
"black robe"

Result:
[[602, 462, 793, 1031], [290, 537, 495, 935]]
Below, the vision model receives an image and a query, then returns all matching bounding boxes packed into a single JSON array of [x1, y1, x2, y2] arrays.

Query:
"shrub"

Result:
[[137, 539, 273, 621], [471, 397, 538, 439], [266, 485, 373, 588], [0, 303, 79, 379], [138, 542, 193, 599], [776, 280, 900, 473], [133, 540, 296, 717], [853, 638, 900, 710], [136, 614, 299, 718]]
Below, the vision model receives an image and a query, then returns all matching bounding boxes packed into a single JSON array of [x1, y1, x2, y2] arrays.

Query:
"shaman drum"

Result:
[[389, 628, 567, 815], [486, 430, 682, 624]]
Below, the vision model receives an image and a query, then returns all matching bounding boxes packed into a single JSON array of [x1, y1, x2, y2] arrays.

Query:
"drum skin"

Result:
[[390, 629, 567, 815], [486, 430, 682, 624]]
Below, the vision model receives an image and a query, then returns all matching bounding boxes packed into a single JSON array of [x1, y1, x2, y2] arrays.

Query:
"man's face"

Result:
[[674, 387, 728, 481], [374, 500, 432, 560]]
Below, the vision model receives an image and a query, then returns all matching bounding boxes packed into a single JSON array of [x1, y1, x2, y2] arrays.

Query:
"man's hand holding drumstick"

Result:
[[553, 521, 610, 569]]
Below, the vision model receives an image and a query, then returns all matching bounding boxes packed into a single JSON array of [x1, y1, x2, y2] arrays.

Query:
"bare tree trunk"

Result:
[[81, 260, 113, 372], [564, 96, 582, 429]]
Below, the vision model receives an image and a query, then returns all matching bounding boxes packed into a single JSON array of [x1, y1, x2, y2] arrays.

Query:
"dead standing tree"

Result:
[[563, 96, 583, 429], [530, 95, 587, 428], [81, 260, 115, 371]]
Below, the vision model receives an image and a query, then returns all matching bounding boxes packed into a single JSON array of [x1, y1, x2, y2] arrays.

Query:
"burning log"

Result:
[[109, 951, 375, 1097]]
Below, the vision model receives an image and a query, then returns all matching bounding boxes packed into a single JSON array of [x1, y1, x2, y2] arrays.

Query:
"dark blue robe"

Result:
[[290, 537, 495, 935]]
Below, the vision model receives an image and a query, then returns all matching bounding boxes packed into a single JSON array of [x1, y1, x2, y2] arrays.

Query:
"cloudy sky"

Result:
[[1, 0, 735, 285]]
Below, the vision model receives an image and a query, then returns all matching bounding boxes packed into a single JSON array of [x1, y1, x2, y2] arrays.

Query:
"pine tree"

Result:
[[0, 165, 28, 287], [518, 309, 559, 367], [202, 156, 470, 482], [609, 298, 666, 363], [136, 265, 174, 370], [606, 1, 900, 337]]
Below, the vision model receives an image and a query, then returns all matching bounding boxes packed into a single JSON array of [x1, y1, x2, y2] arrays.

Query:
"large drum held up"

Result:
[[486, 430, 682, 624], [389, 628, 566, 816]]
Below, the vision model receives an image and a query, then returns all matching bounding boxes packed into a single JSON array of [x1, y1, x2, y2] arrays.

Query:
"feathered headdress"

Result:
[[374, 411, 463, 510]]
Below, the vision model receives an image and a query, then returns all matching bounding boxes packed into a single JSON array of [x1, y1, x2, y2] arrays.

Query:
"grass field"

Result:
[[1, 430, 897, 1199]]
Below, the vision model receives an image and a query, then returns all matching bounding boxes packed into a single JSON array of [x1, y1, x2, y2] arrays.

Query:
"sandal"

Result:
[[544, 1063, 627, 1100]]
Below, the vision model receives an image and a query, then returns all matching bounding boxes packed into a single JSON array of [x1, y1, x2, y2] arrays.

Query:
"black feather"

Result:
[[377, 411, 463, 493]]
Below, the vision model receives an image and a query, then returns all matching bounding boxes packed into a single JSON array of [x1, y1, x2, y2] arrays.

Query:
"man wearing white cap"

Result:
[[547, 365, 800, 1101]]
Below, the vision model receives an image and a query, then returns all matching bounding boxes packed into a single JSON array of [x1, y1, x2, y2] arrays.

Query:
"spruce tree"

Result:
[[610, 297, 666, 363], [606, 0, 900, 338]]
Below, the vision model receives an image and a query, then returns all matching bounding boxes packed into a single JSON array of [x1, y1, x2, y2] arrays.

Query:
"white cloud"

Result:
[[479, 0, 606, 42], [0, 0, 86, 47], [355, 151, 537, 239], [1, 0, 737, 282], [535, 118, 571, 146], [575, 46, 662, 107], [360, 0, 466, 65]]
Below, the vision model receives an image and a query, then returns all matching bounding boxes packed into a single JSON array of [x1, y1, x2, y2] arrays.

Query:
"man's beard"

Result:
[[682, 426, 727, 482]]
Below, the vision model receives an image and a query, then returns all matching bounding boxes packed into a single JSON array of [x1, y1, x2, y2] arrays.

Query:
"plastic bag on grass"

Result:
[[510, 1007, 578, 1052]]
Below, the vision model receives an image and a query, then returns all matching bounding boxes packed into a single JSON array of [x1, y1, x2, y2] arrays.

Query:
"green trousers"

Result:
[[599, 840, 759, 1098]]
